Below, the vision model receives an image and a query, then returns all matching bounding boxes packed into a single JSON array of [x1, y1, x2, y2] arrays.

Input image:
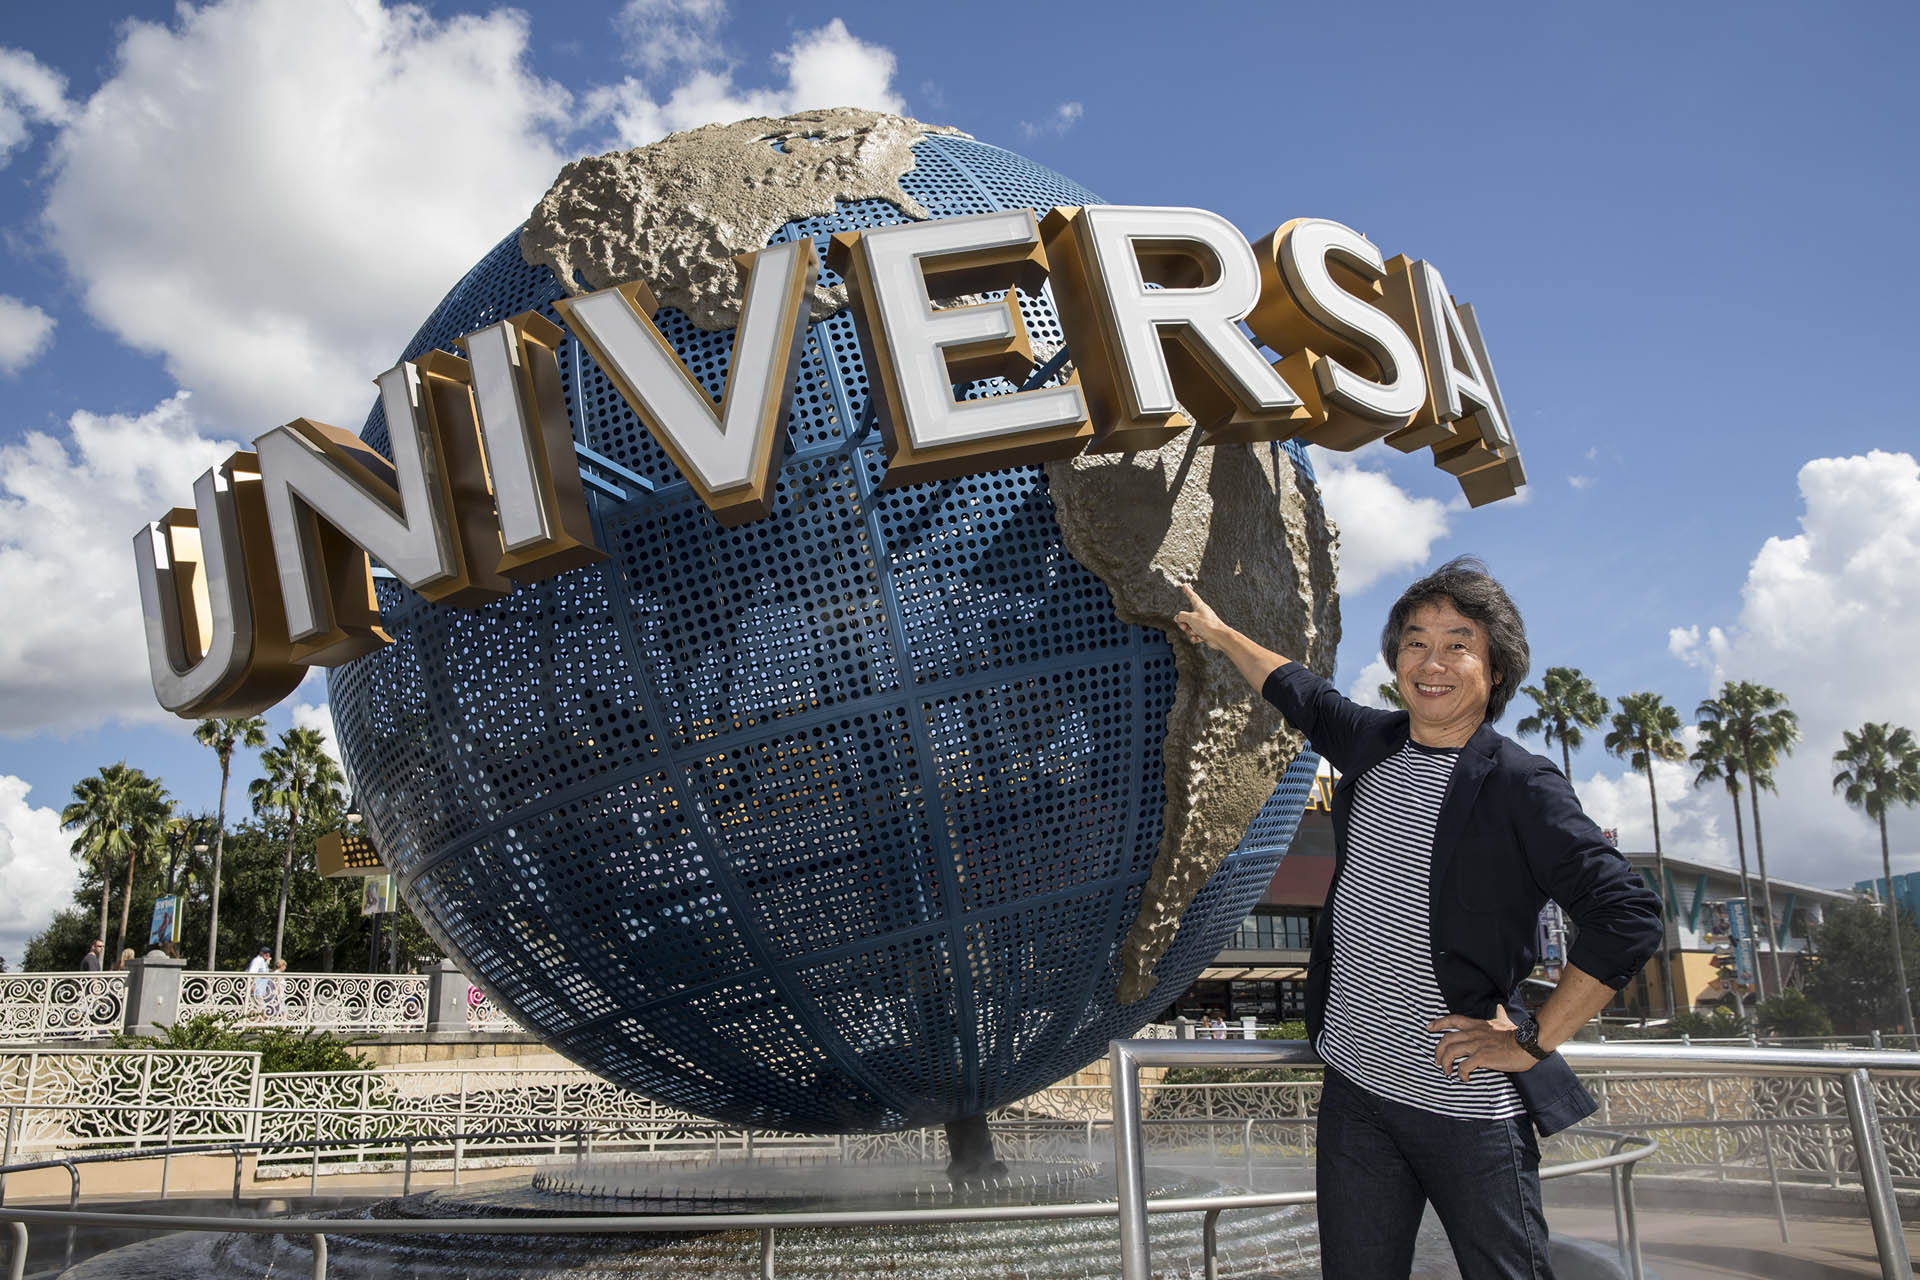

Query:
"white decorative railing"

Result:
[[5, 1045, 1918, 1193], [177, 971, 430, 1034], [463, 983, 522, 1033], [0, 972, 126, 1042], [0, 1047, 260, 1154]]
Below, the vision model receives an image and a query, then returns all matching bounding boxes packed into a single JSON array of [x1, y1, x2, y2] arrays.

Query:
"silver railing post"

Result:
[[309, 1231, 328, 1280], [1619, 1143, 1645, 1280], [160, 1107, 177, 1199], [7, 1220, 25, 1280], [0, 1104, 16, 1204], [1203, 1206, 1222, 1280], [759, 1226, 776, 1280], [1840, 1067, 1912, 1280], [1111, 1040, 1150, 1280], [1760, 1116, 1789, 1243]]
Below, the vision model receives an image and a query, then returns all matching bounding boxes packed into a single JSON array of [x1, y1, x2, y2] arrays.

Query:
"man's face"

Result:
[[91, 941, 103, 955], [1394, 600, 1500, 742]]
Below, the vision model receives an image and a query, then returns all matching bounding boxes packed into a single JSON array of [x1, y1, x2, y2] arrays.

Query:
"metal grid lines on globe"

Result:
[[327, 133, 1322, 1133]]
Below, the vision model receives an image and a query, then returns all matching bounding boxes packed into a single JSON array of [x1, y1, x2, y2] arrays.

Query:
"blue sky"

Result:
[[0, 0, 1915, 964]]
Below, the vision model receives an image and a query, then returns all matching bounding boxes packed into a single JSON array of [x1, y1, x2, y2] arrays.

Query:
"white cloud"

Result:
[[1346, 655, 1396, 708], [1019, 101, 1083, 140], [1602, 451, 1920, 891], [0, 774, 77, 968], [616, 0, 727, 75], [0, 296, 54, 375], [582, 17, 903, 149], [1572, 727, 1732, 868], [1567, 474, 1593, 490], [290, 701, 342, 770], [1313, 454, 1451, 594], [40, 0, 574, 432], [39, 2, 908, 435], [0, 393, 237, 735], [0, 46, 73, 167]]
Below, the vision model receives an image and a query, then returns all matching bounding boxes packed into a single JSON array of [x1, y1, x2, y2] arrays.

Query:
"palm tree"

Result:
[[195, 716, 268, 969], [1377, 682, 1407, 710], [1698, 682, 1798, 995], [1690, 716, 1756, 933], [1606, 692, 1686, 1021], [249, 728, 345, 963], [60, 763, 171, 961], [1517, 667, 1609, 784], [1832, 722, 1920, 1035]]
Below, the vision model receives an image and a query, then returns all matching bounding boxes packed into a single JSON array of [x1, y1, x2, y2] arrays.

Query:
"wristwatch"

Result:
[[1513, 1015, 1553, 1062]]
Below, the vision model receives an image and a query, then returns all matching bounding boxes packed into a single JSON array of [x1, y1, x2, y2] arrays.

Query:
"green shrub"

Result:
[[1756, 989, 1834, 1038], [1161, 1020, 1314, 1084], [113, 1012, 375, 1073]]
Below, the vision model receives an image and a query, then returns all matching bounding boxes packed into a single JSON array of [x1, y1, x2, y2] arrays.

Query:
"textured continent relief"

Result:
[[519, 108, 967, 330], [1045, 442, 1340, 1004], [522, 109, 1343, 1008]]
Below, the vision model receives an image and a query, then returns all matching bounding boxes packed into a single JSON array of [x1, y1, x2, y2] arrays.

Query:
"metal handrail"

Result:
[[0, 1120, 1655, 1280], [1108, 1037, 1920, 1280]]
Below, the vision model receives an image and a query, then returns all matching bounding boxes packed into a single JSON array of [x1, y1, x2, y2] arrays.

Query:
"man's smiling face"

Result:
[[1395, 600, 1499, 747]]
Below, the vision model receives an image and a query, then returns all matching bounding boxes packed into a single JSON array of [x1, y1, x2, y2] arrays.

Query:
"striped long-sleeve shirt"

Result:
[[1316, 740, 1524, 1120]]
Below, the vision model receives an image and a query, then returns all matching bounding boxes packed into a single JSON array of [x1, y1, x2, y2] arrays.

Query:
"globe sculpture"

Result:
[[328, 111, 1335, 1139]]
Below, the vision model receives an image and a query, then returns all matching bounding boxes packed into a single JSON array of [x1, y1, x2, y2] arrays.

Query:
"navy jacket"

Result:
[[1263, 663, 1663, 1135]]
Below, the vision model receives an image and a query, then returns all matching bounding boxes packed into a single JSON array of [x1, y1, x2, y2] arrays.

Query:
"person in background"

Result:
[[247, 946, 272, 1015], [267, 957, 289, 1019], [116, 948, 135, 971], [81, 939, 104, 971], [1176, 557, 1661, 1280]]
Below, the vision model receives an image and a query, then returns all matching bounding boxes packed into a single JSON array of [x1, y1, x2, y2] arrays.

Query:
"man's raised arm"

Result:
[[1174, 584, 1293, 693]]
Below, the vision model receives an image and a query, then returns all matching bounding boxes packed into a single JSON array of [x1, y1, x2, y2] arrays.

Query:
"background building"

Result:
[[1854, 872, 1920, 928], [1615, 853, 1858, 1016]]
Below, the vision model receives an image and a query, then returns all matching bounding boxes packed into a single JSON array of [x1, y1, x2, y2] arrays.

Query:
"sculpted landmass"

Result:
[[520, 109, 968, 330], [1044, 440, 1341, 1004]]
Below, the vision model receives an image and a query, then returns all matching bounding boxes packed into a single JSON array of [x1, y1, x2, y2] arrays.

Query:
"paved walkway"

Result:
[[1550, 1203, 1918, 1278]]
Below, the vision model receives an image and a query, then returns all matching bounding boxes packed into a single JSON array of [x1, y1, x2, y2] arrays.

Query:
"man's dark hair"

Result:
[[1379, 555, 1530, 723]]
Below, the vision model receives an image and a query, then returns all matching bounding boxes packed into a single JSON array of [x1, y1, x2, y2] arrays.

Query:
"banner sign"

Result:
[[147, 895, 179, 947], [361, 874, 396, 916], [1725, 898, 1758, 993], [1535, 901, 1568, 978]]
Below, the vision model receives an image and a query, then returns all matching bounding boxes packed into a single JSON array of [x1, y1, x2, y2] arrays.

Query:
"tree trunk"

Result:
[[1559, 732, 1573, 786], [1729, 790, 1752, 913], [1645, 761, 1676, 1022], [115, 846, 138, 961], [97, 869, 110, 955], [1882, 814, 1916, 1036], [206, 758, 230, 970], [272, 797, 300, 962], [1745, 744, 1786, 996]]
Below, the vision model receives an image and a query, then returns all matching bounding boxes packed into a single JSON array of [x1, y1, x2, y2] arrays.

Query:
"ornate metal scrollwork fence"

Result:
[[0, 973, 125, 1042], [177, 971, 431, 1033]]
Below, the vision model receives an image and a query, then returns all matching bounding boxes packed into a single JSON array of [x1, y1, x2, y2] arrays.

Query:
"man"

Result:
[[1177, 557, 1661, 1279], [248, 946, 273, 1014], [81, 939, 104, 971]]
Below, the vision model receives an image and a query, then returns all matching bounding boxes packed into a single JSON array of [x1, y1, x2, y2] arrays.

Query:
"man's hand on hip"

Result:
[[1428, 1013, 1538, 1082]]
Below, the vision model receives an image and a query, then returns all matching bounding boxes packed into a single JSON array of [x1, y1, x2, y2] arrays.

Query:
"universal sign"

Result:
[[135, 206, 1524, 719]]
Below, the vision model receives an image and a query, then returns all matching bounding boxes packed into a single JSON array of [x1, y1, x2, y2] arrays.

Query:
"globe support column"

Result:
[[943, 1114, 1007, 1181]]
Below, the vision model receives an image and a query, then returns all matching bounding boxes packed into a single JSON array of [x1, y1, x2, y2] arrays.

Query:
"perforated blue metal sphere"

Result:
[[329, 130, 1321, 1133]]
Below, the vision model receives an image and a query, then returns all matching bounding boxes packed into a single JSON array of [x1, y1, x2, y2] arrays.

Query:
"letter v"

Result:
[[556, 238, 818, 526]]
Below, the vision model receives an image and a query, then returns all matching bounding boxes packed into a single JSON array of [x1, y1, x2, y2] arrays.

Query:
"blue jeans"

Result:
[[1315, 1066, 1552, 1279]]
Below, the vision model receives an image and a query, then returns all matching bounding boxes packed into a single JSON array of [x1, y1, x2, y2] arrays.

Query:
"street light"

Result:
[[345, 797, 363, 826]]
